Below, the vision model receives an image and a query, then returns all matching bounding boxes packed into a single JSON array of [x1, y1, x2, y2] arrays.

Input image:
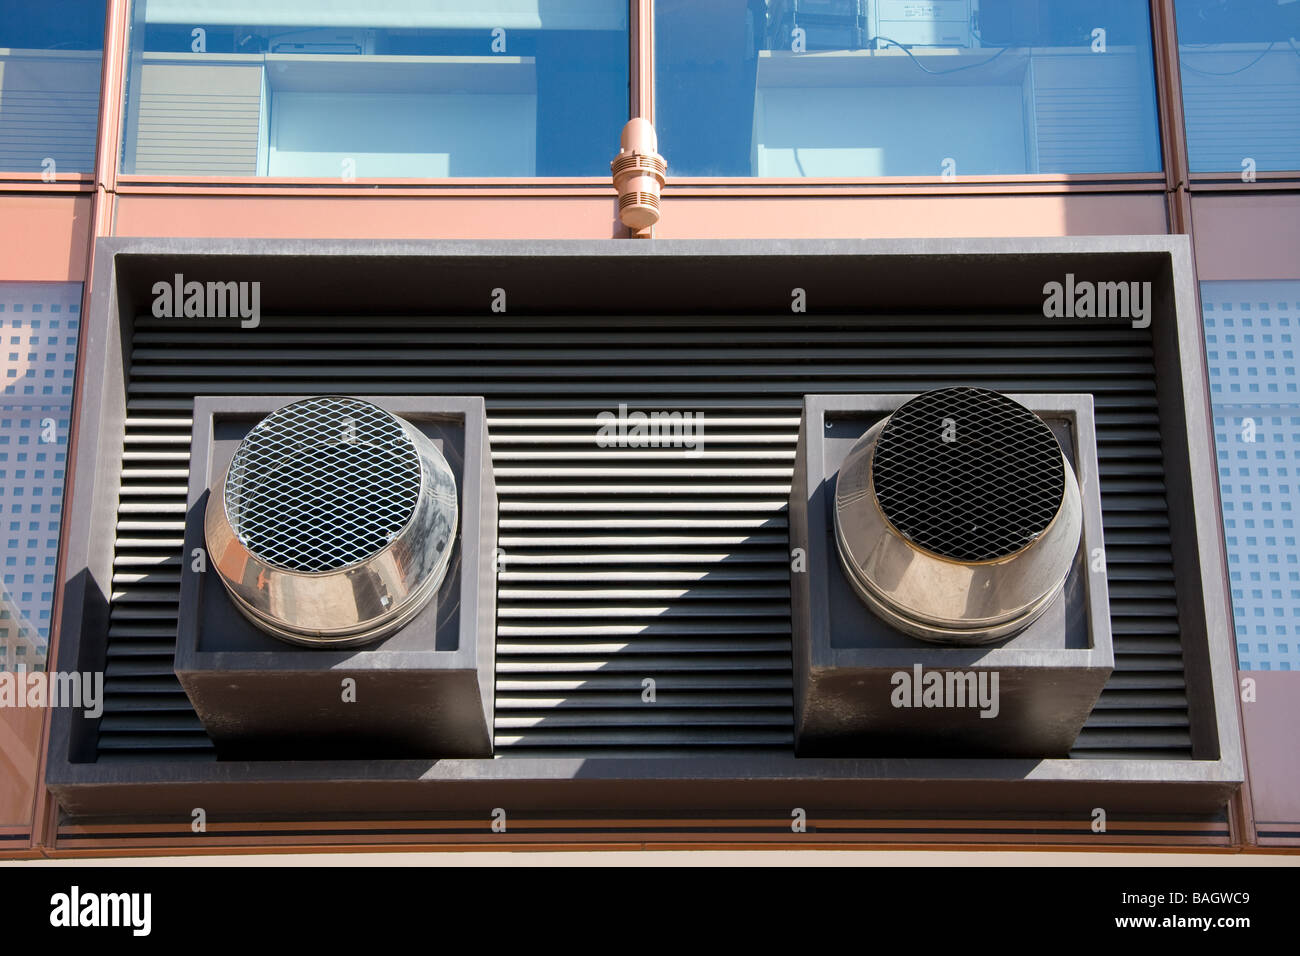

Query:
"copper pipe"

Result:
[[611, 118, 666, 231]]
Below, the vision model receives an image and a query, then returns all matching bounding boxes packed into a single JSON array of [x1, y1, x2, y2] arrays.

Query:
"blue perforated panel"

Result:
[[0, 282, 80, 672], [1201, 280, 1300, 672]]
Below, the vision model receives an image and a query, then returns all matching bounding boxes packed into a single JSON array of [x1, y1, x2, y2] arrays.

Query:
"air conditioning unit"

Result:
[[788, 0, 870, 49], [768, 1, 977, 51], [269, 29, 377, 56], [869, 0, 978, 49], [789, 388, 1113, 757], [45, 237, 1243, 821]]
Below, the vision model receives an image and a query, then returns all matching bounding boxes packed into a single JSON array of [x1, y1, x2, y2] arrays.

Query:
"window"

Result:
[[1175, 0, 1300, 174], [0, 282, 80, 673], [1201, 280, 1300, 672], [120, 0, 629, 178], [656, 0, 1163, 178], [0, 1, 107, 174]]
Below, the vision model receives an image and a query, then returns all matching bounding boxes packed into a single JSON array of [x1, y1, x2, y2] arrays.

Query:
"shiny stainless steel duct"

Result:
[[205, 396, 458, 647], [834, 387, 1082, 644]]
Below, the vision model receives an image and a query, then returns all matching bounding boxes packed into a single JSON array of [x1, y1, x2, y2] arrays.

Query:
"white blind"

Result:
[[141, 0, 627, 30]]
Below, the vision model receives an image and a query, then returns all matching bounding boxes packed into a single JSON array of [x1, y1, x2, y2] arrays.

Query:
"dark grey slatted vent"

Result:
[[100, 314, 1190, 759]]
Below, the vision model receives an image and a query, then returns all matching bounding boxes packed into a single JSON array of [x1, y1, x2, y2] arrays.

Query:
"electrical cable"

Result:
[[870, 35, 1010, 75], [1179, 40, 1276, 75]]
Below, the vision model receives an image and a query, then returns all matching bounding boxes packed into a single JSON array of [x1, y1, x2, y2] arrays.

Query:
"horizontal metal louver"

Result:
[[0, 52, 101, 173], [100, 313, 1191, 760], [1181, 70, 1300, 174], [127, 62, 262, 176]]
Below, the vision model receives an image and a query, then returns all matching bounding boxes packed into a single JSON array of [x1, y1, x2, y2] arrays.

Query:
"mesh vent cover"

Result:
[[871, 387, 1066, 562], [223, 396, 423, 573]]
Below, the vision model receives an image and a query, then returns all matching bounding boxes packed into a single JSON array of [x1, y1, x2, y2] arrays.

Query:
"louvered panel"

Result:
[[489, 403, 795, 754], [1181, 50, 1300, 172], [0, 52, 101, 172], [0, 90, 99, 170], [1030, 54, 1155, 174], [99, 412, 200, 757], [98, 314, 1190, 759], [129, 62, 262, 176]]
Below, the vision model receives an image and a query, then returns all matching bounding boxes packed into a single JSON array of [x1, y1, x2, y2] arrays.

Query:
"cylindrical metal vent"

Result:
[[611, 118, 666, 231], [834, 387, 1081, 644], [205, 396, 458, 647]]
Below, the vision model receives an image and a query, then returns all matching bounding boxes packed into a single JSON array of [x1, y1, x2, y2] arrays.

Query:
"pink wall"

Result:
[[0, 196, 92, 282]]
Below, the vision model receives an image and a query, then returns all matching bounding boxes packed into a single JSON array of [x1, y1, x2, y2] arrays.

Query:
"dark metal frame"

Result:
[[45, 235, 1242, 820]]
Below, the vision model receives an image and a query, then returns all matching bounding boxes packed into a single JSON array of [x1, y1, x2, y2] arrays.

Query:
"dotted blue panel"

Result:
[[0, 282, 80, 673], [1202, 280, 1300, 672]]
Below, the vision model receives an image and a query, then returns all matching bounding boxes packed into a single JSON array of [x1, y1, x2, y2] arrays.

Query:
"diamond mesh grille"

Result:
[[871, 387, 1066, 562], [223, 397, 423, 573]]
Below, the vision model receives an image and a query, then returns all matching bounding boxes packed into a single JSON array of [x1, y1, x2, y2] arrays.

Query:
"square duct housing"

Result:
[[173, 395, 496, 759], [789, 392, 1113, 757]]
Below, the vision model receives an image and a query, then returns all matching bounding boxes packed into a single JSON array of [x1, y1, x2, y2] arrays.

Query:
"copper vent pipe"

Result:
[[611, 118, 666, 232]]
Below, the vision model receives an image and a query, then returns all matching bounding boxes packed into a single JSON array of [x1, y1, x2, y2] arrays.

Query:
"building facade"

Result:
[[1, 0, 1298, 855]]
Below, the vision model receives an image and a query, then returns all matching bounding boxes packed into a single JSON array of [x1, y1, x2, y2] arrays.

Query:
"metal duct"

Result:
[[204, 396, 458, 647], [834, 386, 1082, 644]]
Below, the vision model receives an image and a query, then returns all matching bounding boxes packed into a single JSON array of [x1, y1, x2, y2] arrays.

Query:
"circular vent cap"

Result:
[[834, 387, 1082, 645], [871, 387, 1066, 562], [205, 397, 458, 647], [225, 397, 424, 573]]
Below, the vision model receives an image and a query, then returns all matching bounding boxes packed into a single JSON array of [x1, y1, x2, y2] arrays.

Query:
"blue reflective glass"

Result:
[[656, 0, 1163, 177], [1201, 280, 1300, 672], [121, 1, 628, 177], [1176, 0, 1300, 173], [0, 1, 107, 174], [0, 282, 81, 673]]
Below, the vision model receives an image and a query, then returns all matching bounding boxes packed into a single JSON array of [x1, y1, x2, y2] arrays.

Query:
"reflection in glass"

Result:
[[656, 0, 1163, 177], [0, 283, 80, 673], [0, 2, 106, 174], [1201, 280, 1300, 672], [1176, 0, 1300, 173], [120, 1, 629, 177]]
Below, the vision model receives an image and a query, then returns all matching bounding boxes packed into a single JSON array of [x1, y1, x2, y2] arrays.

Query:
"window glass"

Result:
[[1201, 280, 1300, 671], [1176, 0, 1300, 174], [0, 1, 107, 174], [656, 0, 1163, 177], [0, 282, 81, 673], [120, 0, 629, 177]]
